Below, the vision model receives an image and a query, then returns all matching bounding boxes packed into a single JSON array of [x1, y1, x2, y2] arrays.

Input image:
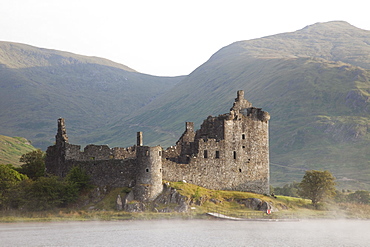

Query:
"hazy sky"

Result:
[[1, 0, 369, 76]]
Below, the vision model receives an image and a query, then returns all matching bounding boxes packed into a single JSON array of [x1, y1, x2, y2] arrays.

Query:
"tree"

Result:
[[273, 181, 300, 197], [65, 166, 91, 191], [19, 149, 45, 180], [24, 176, 79, 210], [0, 164, 28, 209], [347, 190, 370, 204], [298, 170, 336, 208]]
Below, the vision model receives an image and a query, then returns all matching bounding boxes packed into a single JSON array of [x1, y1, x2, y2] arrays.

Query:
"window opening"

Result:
[[215, 151, 220, 159], [204, 150, 208, 158], [233, 151, 236, 159], [239, 168, 242, 172], [145, 168, 149, 172], [242, 134, 245, 140]]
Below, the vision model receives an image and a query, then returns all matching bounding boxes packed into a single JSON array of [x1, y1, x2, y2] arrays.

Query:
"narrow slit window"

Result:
[[145, 150, 149, 156], [242, 134, 245, 140], [233, 151, 236, 159], [239, 168, 242, 172], [204, 150, 208, 158], [215, 151, 220, 159]]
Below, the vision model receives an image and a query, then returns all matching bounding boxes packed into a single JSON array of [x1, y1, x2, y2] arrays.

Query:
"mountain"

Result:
[[1, 21, 369, 190], [0, 135, 36, 166], [96, 21, 370, 190], [0, 41, 184, 148]]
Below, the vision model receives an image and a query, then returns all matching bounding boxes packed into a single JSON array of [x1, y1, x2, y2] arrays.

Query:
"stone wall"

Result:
[[67, 159, 137, 187]]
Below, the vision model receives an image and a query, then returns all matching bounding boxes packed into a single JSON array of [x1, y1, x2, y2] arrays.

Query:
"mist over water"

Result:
[[1, 219, 369, 247]]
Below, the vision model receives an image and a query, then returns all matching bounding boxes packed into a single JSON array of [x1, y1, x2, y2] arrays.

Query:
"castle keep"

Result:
[[46, 90, 270, 201]]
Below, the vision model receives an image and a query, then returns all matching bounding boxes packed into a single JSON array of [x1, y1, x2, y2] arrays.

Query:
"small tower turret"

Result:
[[133, 134, 163, 201]]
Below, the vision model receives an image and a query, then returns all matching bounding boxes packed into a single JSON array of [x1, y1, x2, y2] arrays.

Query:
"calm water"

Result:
[[1, 219, 369, 246]]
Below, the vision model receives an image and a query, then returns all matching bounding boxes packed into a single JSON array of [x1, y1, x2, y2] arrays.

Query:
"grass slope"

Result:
[[0, 135, 36, 166]]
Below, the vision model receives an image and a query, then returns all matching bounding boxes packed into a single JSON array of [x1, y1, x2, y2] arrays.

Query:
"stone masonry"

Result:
[[45, 90, 270, 201]]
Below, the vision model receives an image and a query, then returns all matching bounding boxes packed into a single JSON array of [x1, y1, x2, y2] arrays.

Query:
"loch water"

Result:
[[1, 219, 369, 246]]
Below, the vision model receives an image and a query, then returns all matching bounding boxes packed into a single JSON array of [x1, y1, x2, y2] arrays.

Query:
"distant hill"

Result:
[[1, 21, 369, 190], [96, 21, 370, 190], [0, 135, 36, 166], [0, 41, 183, 148]]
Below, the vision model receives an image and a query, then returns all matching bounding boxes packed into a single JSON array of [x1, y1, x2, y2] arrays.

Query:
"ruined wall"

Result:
[[46, 143, 138, 187], [46, 90, 270, 196], [67, 159, 137, 188]]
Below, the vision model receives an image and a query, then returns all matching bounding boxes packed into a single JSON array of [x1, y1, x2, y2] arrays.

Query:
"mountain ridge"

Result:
[[0, 21, 369, 190], [0, 41, 183, 147], [0, 41, 137, 71], [95, 21, 370, 189]]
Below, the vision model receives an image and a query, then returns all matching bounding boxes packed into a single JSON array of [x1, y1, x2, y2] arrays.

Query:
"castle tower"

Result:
[[133, 145, 163, 202], [45, 118, 70, 177], [224, 90, 270, 194]]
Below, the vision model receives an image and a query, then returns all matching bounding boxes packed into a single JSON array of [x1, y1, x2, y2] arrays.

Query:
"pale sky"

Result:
[[0, 0, 369, 76]]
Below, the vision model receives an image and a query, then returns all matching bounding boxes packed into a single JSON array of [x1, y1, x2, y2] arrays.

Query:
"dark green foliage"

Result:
[[0, 163, 84, 211], [347, 190, 370, 204], [298, 170, 336, 208], [24, 176, 79, 211], [66, 166, 92, 191], [273, 181, 300, 197], [0, 164, 28, 209], [18, 149, 45, 180]]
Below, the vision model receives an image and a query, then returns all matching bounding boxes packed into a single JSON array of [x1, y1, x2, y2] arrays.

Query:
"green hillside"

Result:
[[0, 41, 183, 148], [0, 135, 36, 166], [95, 21, 370, 190], [1, 21, 369, 190]]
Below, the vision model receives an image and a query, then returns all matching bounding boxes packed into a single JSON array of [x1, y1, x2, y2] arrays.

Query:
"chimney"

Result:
[[137, 132, 143, 146]]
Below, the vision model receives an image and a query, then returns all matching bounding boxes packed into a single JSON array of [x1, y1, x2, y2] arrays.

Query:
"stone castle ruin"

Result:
[[46, 90, 270, 202]]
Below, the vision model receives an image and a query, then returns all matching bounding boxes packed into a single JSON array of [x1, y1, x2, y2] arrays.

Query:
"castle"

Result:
[[46, 90, 270, 202]]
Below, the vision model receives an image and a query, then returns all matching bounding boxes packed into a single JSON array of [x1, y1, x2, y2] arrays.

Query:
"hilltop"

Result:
[[99, 21, 370, 190]]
